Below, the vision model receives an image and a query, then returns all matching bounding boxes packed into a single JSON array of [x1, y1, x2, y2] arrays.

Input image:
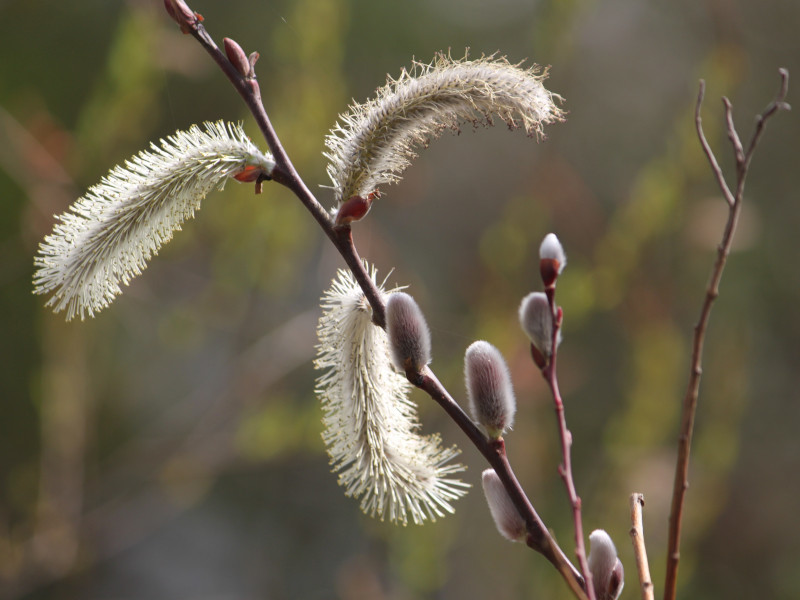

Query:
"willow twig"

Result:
[[663, 69, 789, 600], [164, 1, 587, 596]]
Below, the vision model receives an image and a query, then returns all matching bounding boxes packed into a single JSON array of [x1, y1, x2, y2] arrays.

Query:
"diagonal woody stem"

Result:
[[164, 1, 587, 597], [663, 69, 789, 600]]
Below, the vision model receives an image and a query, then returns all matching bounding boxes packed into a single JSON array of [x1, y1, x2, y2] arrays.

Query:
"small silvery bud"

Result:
[[539, 232, 566, 287], [386, 292, 432, 374], [464, 341, 516, 438], [518, 292, 560, 367], [481, 469, 526, 542], [588, 529, 625, 600]]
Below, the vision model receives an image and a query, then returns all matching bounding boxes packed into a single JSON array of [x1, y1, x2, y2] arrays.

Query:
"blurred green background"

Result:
[[1, 0, 798, 598]]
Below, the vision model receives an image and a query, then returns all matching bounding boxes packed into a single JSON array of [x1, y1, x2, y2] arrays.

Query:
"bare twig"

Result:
[[663, 69, 789, 600], [542, 294, 595, 600], [165, 1, 589, 597], [629, 493, 654, 600]]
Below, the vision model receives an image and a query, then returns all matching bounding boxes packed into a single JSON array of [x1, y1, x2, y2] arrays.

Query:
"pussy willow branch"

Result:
[[543, 291, 595, 600], [165, 1, 586, 596], [629, 493, 654, 600], [663, 69, 789, 600]]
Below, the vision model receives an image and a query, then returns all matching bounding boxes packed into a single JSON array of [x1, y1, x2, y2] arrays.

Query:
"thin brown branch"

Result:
[[663, 69, 789, 600], [415, 369, 587, 599], [629, 493, 654, 600], [165, 2, 587, 597], [542, 295, 595, 600]]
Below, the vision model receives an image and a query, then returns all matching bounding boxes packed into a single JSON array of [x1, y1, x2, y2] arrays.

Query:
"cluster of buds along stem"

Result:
[[519, 233, 565, 368]]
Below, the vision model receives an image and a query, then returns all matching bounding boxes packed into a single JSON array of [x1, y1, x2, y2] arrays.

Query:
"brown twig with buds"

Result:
[[164, 0, 588, 596], [663, 69, 790, 600], [536, 235, 596, 600]]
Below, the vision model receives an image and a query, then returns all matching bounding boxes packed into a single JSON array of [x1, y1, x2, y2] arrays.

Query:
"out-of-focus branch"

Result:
[[663, 69, 789, 600], [629, 493, 654, 600]]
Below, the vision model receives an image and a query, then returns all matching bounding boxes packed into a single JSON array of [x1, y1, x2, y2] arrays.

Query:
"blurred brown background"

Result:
[[1, 0, 798, 598]]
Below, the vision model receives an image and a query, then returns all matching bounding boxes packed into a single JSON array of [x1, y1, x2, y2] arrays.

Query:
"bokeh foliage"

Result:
[[1, 1, 798, 599]]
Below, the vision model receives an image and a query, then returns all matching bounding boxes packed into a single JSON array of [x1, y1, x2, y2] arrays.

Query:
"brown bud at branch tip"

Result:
[[163, 0, 198, 33]]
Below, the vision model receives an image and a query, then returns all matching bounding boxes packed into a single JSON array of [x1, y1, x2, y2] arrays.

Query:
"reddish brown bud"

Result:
[[335, 195, 373, 226], [233, 165, 266, 183], [539, 258, 560, 288], [163, 0, 197, 33], [224, 38, 251, 78]]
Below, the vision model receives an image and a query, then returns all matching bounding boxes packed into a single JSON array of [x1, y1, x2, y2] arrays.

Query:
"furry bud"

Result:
[[386, 292, 432, 374], [519, 292, 560, 366], [539, 232, 566, 287], [464, 341, 516, 438], [481, 469, 526, 542], [588, 529, 625, 600]]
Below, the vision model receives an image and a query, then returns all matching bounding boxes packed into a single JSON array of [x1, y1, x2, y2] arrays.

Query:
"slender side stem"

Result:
[[543, 290, 595, 600], [663, 70, 789, 600], [415, 368, 587, 599], [165, 2, 587, 596], [629, 493, 654, 600]]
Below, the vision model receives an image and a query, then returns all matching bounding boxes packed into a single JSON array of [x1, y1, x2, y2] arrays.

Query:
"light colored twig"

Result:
[[629, 493, 654, 600], [663, 69, 789, 600]]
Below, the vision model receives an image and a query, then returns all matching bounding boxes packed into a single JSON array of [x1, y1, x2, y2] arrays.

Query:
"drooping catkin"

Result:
[[34, 121, 274, 320], [325, 53, 564, 207]]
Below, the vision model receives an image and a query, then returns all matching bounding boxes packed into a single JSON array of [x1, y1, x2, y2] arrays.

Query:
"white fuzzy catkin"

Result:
[[315, 267, 468, 525], [33, 121, 275, 320], [386, 292, 432, 373], [325, 53, 564, 205], [518, 291, 560, 357], [588, 529, 625, 600], [481, 469, 526, 542], [464, 341, 516, 437]]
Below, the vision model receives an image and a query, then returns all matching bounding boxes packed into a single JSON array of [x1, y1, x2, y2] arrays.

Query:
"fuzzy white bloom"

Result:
[[539, 232, 567, 272], [588, 529, 625, 600], [481, 468, 526, 542], [33, 121, 275, 320], [325, 53, 564, 205], [315, 267, 468, 525], [518, 291, 561, 358], [464, 341, 516, 438]]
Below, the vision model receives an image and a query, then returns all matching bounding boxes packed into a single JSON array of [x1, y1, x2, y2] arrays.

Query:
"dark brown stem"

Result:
[[415, 368, 587, 599], [542, 291, 595, 600], [663, 69, 789, 600], [166, 2, 586, 597]]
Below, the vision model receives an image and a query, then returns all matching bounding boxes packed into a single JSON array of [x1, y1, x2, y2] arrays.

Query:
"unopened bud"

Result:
[[588, 529, 625, 600], [481, 469, 526, 542], [224, 38, 251, 78], [335, 195, 373, 226], [519, 292, 560, 367], [464, 341, 516, 438], [539, 232, 566, 287], [164, 0, 200, 33], [386, 292, 431, 374]]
